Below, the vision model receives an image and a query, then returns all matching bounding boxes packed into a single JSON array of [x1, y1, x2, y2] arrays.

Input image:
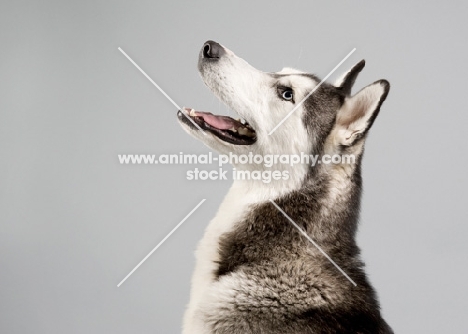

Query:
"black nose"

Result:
[[202, 40, 225, 59]]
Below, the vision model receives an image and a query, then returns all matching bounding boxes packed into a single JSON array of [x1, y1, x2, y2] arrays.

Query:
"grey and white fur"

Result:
[[178, 40, 392, 334]]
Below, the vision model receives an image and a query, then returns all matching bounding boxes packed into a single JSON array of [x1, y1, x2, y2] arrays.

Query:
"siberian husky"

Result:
[[178, 40, 392, 333]]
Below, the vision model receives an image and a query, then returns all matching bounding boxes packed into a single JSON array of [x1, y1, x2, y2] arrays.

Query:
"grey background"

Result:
[[1, 1, 467, 333]]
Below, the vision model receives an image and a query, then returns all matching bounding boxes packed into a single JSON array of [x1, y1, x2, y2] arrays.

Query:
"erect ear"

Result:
[[335, 60, 366, 96], [335, 80, 390, 146]]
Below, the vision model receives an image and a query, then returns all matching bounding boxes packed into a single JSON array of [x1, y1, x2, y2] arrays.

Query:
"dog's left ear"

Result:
[[335, 60, 366, 96], [335, 80, 390, 146]]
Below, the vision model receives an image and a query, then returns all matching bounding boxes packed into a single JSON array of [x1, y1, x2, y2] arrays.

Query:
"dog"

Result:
[[178, 40, 392, 334]]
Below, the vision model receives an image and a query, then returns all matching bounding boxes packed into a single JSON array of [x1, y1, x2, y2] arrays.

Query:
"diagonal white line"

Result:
[[268, 48, 356, 136], [118, 47, 206, 135], [269, 199, 357, 286], [117, 199, 206, 287]]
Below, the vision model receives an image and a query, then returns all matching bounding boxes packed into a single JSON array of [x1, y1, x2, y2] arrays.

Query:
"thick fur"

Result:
[[179, 41, 392, 334]]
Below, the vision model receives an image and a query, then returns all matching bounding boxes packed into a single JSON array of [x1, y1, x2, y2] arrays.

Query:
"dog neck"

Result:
[[231, 152, 360, 202], [227, 149, 363, 245]]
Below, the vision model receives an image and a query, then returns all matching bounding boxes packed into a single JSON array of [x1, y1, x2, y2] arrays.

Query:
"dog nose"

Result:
[[202, 40, 225, 59]]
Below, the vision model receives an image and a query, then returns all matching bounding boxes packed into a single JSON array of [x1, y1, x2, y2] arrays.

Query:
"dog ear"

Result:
[[335, 80, 390, 146], [335, 60, 366, 96]]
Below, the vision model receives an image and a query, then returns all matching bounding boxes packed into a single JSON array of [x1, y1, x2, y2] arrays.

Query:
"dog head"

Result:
[[178, 41, 389, 179]]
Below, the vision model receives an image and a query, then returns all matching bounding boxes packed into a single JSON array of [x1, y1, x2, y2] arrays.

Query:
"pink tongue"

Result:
[[196, 112, 238, 130]]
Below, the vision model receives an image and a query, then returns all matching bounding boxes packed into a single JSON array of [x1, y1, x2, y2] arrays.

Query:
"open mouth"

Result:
[[178, 108, 257, 145]]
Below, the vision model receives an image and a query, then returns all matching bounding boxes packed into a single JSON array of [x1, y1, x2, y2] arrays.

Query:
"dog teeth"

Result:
[[235, 118, 247, 125], [237, 127, 247, 135], [238, 127, 254, 137], [227, 125, 255, 137], [189, 109, 196, 116]]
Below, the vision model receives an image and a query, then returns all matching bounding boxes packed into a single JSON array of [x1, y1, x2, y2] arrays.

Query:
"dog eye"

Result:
[[277, 87, 294, 102], [282, 90, 293, 100]]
